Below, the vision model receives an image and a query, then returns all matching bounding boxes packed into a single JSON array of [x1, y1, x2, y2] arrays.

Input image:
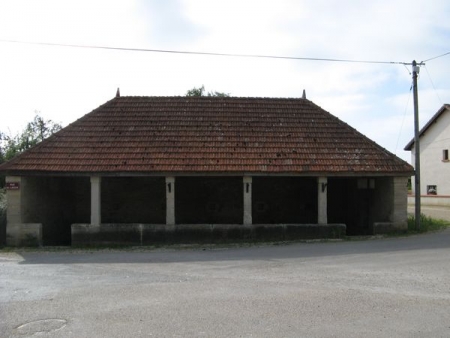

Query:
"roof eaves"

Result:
[[404, 104, 450, 150], [0, 96, 120, 173]]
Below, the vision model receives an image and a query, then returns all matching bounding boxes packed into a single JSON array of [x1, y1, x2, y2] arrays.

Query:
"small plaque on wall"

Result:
[[6, 182, 20, 190]]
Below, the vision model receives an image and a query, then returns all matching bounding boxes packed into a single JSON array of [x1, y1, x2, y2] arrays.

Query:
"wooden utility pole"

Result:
[[412, 60, 421, 230]]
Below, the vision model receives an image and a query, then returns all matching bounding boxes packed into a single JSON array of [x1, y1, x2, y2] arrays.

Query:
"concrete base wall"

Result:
[[408, 195, 450, 207], [6, 223, 42, 246], [373, 222, 407, 235], [71, 223, 346, 246]]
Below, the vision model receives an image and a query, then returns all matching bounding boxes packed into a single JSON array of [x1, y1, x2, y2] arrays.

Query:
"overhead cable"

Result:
[[422, 51, 450, 62], [0, 39, 411, 65]]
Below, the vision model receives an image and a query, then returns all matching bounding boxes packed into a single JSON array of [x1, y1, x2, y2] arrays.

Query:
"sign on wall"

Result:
[[6, 182, 20, 190]]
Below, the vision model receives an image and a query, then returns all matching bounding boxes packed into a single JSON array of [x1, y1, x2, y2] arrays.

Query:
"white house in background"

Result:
[[405, 104, 450, 196]]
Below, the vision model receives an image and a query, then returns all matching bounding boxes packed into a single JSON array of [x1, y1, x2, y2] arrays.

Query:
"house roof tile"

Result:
[[0, 96, 413, 176]]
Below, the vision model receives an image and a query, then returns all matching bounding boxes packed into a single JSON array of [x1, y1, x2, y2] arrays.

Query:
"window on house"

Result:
[[427, 185, 437, 195], [443, 149, 449, 161]]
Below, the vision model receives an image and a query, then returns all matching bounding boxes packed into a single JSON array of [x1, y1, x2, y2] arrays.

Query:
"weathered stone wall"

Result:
[[5, 176, 43, 246], [6, 223, 42, 246], [71, 223, 346, 246], [371, 177, 408, 234], [6, 177, 22, 225], [372, 178, 393, 223], [392, 177, 408, 225]]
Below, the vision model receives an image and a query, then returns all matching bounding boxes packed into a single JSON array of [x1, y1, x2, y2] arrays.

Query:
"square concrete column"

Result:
[[392, 177, 408, 224], [318, 177, 328, 224], [6, 176, 23, 245], [243, 176, 252, 225], [90, 176, 101, 226], [166, 176, 175, 225], [6, 176, 42, 246], [5, 176, 22, 225]]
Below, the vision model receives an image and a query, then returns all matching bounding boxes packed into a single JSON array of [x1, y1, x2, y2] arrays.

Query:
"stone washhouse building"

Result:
[[0, 94, 414, 246]]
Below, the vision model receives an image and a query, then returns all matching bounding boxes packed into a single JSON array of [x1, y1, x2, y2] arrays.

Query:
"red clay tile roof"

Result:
[[0, 96, 413, 176]]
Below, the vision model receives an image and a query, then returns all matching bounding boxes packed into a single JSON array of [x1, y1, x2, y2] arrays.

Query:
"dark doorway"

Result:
[[175, 177, 243, 224], [102, 177, 165, 224], [22, 177, 90, 245], [328, 178, 375, 235], [252, 177, 317, 224]]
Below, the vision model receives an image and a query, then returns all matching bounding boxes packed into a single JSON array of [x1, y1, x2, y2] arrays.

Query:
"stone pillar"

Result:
[[318, 177, 328, 224], [5, 176, 42, 246], [243, 176, 252, 225], [166, 176, 175, 225], [392, 177, 408, 225], [90, 176, 101, 226], [6, 176, 22, 224], [6, 176, 22, 245]]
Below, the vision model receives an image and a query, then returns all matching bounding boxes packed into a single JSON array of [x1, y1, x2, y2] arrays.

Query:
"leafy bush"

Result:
[[407, 213, 450, 233]]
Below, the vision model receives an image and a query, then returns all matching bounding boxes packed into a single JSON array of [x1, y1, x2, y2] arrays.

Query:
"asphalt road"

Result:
[[1, 230, 450, 338]]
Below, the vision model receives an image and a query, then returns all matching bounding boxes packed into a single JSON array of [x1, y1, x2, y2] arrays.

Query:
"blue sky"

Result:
[[1, 0, 449, 161]]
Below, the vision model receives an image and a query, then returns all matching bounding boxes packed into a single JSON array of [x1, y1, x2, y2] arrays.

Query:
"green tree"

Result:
[[186, 85, 230, 97], [0, 113, 62, 239], [0, 113, 62, 162]]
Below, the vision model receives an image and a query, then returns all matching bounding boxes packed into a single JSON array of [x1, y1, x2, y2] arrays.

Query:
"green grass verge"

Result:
[[407, 213, 450, 233]]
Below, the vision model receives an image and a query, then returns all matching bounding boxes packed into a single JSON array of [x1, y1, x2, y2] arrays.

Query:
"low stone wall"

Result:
[[71, 223, 346, 246], [373, 221, 407, 235], [408, 195, 450, 207], [6, 223, 42, 247]]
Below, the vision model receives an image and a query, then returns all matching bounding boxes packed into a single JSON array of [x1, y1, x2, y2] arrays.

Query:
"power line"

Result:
[[423, 65, 443, 104], [395, 81, 412, 155], [422, 51, 450, 62], [0, 39, 410, 65]]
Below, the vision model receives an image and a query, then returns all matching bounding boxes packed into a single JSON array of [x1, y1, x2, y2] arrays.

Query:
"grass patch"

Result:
[[407, 213, 450, 233]]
